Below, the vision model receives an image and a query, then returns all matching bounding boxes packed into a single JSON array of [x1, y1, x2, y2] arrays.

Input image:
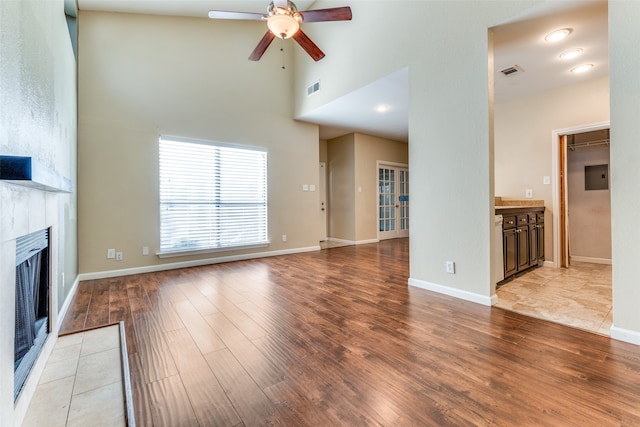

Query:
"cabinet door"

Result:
[[529, 224, 538, 267], [537, 222, 545, 261], [517, 226, 529, 271], [503, 228, 518, 278]]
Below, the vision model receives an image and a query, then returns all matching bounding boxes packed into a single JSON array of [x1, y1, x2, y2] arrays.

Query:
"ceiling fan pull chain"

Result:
[[281, 46, 286, 70]]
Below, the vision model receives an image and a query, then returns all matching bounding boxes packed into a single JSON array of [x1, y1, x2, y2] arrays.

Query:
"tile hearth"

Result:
[[21, 324, 126, 427], [495, 261, 612, 335]]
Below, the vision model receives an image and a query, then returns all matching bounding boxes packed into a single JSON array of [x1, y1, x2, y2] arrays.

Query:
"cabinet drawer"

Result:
[[517, 214, 529, 227], [503, 216, 517, 229], [537, 213, 545, 223], [528, 214, 537, 224]]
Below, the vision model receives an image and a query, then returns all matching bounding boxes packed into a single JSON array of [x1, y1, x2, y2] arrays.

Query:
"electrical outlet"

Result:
[[116, 251, 123, 261], [525, 189, 533, 198], [446, 261, 455, 274], [282, 234, 287, 242], [107, 248, 116, 259]]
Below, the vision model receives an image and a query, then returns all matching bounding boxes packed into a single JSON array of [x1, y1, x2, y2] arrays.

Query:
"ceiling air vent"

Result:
[[500, 65, 524, 76], [307, 80, 320, 96]]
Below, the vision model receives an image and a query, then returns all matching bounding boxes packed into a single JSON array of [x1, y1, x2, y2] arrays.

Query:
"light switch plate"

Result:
[[446, 261, 455, 274]]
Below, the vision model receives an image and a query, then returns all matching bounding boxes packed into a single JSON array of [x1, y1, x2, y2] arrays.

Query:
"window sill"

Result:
[[157, 242, 270, 259]]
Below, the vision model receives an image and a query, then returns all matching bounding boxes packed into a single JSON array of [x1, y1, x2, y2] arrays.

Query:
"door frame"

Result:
[[551, 121, 609, 268], [377, 161, 409, 240], [319, 162, 328, 241]]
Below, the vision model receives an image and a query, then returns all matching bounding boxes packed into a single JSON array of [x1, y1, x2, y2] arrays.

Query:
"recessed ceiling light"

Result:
[[571, 64, 594, 74], [545, 28, 571, 42], [559, 48, 583, 60], [375, 105, 390, 113]]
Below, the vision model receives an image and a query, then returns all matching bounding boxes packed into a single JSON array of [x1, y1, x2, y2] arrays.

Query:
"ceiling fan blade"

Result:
[[292, 29, 325, 61], [249, 31, 276, 61], [299, 6, 352, 23], [208, 10, 266, 21]]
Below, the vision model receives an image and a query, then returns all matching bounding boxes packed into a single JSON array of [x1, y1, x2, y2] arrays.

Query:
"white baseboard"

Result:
[[408, 277, 493, 306], [610, 325, 640, 346], [543, 260, 554, 267], [570, 256, 612, 265], [327, 238, 354, 245], [356, 238, 379, 245], [327, 238, 380, 245], [79, 245, 321, 281]]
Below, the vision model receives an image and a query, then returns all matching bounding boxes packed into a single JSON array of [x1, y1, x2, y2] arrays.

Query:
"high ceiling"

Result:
[[77, 0, 608, 141]]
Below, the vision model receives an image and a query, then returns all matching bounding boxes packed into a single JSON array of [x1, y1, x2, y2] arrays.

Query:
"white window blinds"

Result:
[[159, 136, 268, 255]]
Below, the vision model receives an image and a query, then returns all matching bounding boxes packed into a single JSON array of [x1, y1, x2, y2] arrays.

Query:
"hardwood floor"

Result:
[[60, 239, 640, 426]]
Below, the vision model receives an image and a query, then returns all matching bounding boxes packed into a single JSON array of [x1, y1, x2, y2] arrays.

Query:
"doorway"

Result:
[[378, 163, 409, 240], [553, 123, 611, 269], [496, 124, 613, 335]]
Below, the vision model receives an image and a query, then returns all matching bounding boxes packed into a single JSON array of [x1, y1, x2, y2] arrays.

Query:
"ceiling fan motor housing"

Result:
[[267, 1, 301, 39]]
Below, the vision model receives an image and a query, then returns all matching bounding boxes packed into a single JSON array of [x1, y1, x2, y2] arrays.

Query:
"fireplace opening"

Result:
[[14, 228, 50, 401]]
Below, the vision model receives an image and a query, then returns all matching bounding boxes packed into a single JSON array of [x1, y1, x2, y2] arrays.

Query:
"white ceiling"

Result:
[[77, 0, 609, 141]]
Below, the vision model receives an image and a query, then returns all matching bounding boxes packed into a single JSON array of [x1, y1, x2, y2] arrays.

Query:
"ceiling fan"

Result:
[[207, 0, 352, 62]]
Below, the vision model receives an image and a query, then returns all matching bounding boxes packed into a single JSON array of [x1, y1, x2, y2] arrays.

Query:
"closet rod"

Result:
[[568, 139, 610, 150]]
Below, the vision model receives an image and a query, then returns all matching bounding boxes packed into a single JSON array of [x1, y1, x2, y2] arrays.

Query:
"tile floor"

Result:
[[22, 324, 126, 427], [495, 261, 612, 335]]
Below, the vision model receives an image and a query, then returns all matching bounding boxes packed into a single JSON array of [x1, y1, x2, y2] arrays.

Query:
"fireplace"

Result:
[[14, 229, 50, 401]]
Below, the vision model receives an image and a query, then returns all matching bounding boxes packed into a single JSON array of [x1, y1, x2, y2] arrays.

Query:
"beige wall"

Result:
[[609, 1, 640, 339], [319, 139, 328, 163], [494, 76, 610, 263], [0, 0, 78, 424], [354, 134, 408, 241], [327, 134, 355, 240], [567, 146, 611, 261], [78, 11, 320, 274]]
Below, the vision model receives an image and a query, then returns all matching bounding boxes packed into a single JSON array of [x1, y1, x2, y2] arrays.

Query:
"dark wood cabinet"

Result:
[[503, 227, 518, 277], [498, 207, 545, 282], [536, 213, 545, 261]]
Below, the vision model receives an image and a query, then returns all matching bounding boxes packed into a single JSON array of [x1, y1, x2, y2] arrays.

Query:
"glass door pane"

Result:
[[378, 167, 396, 232]]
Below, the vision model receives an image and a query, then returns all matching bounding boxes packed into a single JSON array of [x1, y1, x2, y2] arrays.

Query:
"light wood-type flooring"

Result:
[[60, 239, 640, 426]]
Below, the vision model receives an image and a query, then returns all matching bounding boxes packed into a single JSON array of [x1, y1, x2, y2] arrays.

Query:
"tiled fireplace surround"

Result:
[[0, 183, 63, 427]]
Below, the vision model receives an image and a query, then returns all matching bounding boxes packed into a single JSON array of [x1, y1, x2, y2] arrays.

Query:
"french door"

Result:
[[378, 164, 409, 240]]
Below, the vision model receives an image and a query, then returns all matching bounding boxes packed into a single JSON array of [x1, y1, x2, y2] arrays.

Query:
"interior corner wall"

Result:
[[77, 11, 320, 275], [354, 134, 408, 242], [327, 134, 356, 241], [494, 76, 610, 263], [319, 139, 328, 163], [609, 1, 640, 341]]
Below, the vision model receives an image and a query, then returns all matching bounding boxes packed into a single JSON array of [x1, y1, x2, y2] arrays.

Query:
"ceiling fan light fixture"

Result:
[[545, 28, 571, 42], [267, 13, 300, 39]]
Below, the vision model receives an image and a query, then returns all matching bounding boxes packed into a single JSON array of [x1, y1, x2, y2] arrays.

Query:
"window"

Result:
[[159, 136, 268, 256]]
